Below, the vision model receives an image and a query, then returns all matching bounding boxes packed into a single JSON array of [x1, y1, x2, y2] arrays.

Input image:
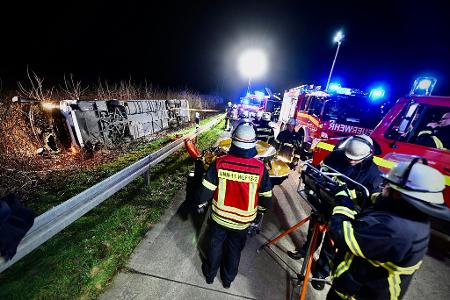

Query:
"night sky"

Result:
[[1, 0, 449, 101]]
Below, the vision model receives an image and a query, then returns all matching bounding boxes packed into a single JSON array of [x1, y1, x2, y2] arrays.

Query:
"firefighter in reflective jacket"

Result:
[[255, 112, 275, 144], [275, 118, 302, 163], [416, 112, 450, 150], [327, 158, 450, 300], [196, 121, 273, 288]]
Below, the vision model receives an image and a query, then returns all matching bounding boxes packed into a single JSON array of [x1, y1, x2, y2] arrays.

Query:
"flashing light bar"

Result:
[[410, 77, 437, 96], [327, 83, 353, 95], [328, 83, 341, 92], [369, 88, 385, 101]]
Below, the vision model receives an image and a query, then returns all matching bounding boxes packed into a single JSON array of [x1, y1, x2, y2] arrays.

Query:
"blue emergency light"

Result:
[[337, 87, 352, 95], [327, 83, 354, 95], [369, 88, 385, 101], [254, 90, 265, 101], [328, 83, 341, 92], [410, 77, 437, 96]]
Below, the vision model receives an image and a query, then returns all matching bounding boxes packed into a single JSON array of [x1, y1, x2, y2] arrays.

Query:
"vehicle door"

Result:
[[381, 102, 450, 205]]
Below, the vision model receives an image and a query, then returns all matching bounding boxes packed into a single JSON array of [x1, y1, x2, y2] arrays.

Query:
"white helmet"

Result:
[[262, 112, 271, 122], [343, 135, 374, 161], [227, 101, 232, 107], [232, 122, 256, 149], [287, 118, 298, 126], [256, 111, 263, 119], [383, 159, 445, 205], [240, 110, 249, 118]]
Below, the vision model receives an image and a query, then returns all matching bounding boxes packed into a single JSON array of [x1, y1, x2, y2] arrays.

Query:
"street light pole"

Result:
[[246, 77, 252, 95], [325, 31, 345, 91]]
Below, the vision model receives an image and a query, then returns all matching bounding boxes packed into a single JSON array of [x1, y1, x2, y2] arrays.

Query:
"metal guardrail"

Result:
[[0, 114, 224, 273]]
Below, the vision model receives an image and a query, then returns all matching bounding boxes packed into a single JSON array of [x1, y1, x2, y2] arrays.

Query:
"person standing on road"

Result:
[[287, 135, 382, 290], [327, 159, 449, 299], [195, 111, 200, 129], [196, 121, 273, 288], [252, 111, 264, 127], [224, 101, 233, 130]]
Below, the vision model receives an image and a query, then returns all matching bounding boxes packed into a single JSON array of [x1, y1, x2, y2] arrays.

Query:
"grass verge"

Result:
[[0, 117, 224, 300]]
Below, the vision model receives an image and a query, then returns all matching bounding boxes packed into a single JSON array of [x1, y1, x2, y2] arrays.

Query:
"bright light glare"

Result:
[[410, 77, 437, 96], [418, 79, 432, 90], [41, 102, 59, 110], [369, 88, 385, 100], [255, 90, 265, 100], [328, 83, 341, 92], [238, 49, 267, 78], [334, 31, 345, 43]]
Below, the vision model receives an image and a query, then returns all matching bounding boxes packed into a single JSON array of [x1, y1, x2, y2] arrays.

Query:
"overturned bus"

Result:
[[12, 97, 191, 152]]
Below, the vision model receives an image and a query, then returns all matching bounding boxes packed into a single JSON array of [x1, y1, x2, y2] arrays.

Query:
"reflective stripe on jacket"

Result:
[[201, 154, 272, 230], [255, 122, 275, 144], [417, 130, 446, 150], [329, 195, 430, 300]]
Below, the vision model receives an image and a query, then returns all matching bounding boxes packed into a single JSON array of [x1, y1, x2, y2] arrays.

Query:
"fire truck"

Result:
[[279, 84, 386, 157], [311, 77, 450, 213], [238, 89, 282, 120]]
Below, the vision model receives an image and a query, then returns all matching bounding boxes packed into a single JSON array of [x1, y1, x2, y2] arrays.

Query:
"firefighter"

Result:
[[275, 118, 302, 165], [255, 112, 275, 144], [239, 110, 249, 119], [0, 193, 35, 261], [253, 111, 264, 127], [288, 135, 383, 290], [416, 112, 450, 150], [327, 158, 449, 299], [224, 101, 233, 130], [227, 104, 239, 132], [196, 121, 273, 288], [195, 111, 200, 129]]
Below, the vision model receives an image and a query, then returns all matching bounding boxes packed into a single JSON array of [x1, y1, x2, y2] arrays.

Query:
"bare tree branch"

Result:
[[61, 73, 88, 100]]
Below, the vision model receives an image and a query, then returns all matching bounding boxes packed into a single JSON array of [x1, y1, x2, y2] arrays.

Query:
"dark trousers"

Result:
[[202, 220, 248, 283]]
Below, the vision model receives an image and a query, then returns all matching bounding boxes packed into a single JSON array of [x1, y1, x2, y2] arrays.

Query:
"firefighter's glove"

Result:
[[334, 189, 356, 210], [196, 202, 208, 214], [247, 213, 264, 237]]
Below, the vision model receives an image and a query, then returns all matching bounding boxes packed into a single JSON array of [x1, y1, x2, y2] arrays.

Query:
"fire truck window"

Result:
[[322, 100, 339, 121], [307, 96, 324, 116], [412, 106, 450, 151], [384, 103, 422, 142], [299, 97, 308, 111], [322, 96, 382, 128]]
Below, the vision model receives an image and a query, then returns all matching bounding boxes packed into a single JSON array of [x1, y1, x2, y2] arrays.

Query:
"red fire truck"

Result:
[[279, 84, 386, 156], [312, 78, 450, 210], [239, 90, 282, 120]]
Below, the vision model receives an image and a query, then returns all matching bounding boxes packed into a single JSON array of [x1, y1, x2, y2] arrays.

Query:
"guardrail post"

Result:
[[143, 170, 150, 185]]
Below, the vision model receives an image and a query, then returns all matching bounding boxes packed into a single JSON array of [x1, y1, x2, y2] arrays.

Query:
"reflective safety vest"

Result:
[[207, 155, 266, 230]]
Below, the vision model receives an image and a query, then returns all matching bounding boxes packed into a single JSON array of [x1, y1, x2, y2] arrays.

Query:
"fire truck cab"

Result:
[[280, 84, 385, 157], [312, 77, 450, 211], [239, 90, 282, 121]]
